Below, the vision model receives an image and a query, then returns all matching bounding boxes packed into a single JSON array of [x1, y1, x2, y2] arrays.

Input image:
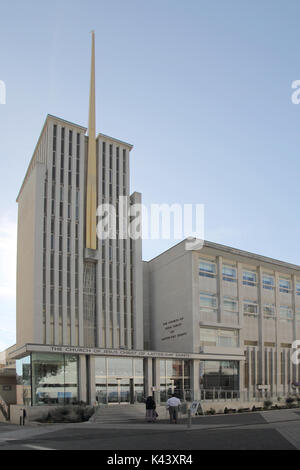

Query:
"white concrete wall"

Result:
[[147, 242, 194, 353]]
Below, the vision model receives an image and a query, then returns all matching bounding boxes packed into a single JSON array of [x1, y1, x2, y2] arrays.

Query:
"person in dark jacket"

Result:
[[145, 396, 157, 422]]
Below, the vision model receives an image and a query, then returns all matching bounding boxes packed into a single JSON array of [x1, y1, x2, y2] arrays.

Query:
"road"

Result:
[[0, 408, 299, 451]]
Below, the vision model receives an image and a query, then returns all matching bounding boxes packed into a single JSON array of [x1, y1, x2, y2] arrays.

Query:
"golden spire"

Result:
[[86, 31, 97, 250]]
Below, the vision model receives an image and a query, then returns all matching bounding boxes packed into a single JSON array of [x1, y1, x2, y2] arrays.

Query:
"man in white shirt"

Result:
[[166, 394, 181, 424]]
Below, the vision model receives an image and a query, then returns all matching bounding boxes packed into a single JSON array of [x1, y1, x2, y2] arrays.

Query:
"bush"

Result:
[[264, 400, 273, 410], [286, 397, 295, 408], [206, 408, 216, 415], [36, 405, 95, 424]]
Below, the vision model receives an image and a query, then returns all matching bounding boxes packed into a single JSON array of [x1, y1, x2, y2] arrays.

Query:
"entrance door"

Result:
[[108, 378, 132, 404]]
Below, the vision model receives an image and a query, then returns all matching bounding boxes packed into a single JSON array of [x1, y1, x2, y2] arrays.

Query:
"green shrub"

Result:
[[264, 400, 273, 410], [36, 405, 94, 423], [286, 397, 295, 407]]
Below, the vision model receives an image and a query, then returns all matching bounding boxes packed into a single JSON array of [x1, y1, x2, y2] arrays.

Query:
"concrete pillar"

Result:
[[270, 349, 275, 397], [87, 356, 96, 405], [191, 359, 200, 401], [217, 256, 224, 323], [265, 349, 269, 389], [153, 358, 160, 404], [144, 358, 153, 397], [78, 355, 87, 403], [258, 266, 264, 386], [247, 348, 252, 400], [253, 349, 257, 398], [289, 348, 293, 393], [239, 359, 244, 399]]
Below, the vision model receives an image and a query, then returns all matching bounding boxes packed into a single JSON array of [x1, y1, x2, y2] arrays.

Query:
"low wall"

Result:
[[10, 405, 54, 425]]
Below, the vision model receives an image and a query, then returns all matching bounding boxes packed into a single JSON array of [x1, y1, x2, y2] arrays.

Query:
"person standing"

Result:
[[145, 396, 157, 423], [167, 394, 181, 424]]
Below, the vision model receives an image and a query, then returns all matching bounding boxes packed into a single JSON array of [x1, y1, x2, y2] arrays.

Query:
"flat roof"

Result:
[[147, 238, 300, 273], [16, 114, 134, 201]]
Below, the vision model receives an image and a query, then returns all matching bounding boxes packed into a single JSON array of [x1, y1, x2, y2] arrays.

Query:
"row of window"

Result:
[[199, 292, 300, 321], [199, 259, 300, 294], [52, 126, 80, 189], [200, 328, 239, 348]]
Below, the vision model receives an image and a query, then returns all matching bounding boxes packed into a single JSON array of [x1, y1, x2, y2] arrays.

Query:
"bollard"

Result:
[[187, 409, 192, 429]]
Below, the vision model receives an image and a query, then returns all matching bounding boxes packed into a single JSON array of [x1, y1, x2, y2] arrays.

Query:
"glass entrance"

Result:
[[95, 357, 144, 405], [107, 378, 131, 404]]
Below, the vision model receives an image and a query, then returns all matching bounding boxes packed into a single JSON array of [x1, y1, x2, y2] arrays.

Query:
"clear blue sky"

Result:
[[1, 0, 300, 350]]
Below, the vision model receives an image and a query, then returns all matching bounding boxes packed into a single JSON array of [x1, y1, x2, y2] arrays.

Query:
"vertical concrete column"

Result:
[[130, 192, 144, 351], [270, 348, 275, 397], [144, 358, 153, 397], [78, 355, 87, 403], [239, 359, 245, 398], [153, 358, 161, 405], [96, 140, 103, 348], [87, 356, 96, 405], [289, 348, 293, 393], [237, 262, 244, 347], [253, 348, 257, 398], [111, 144, 117, 348], [216, 256, 224, 323], [285, 348, 288, 395], [257, 266, 264, 386], [246, 348, 252, 400], [265, 349, 270, 395], [275, 272, 281, 397], [292, 275, 297, 385], [78, 132, 85, 347], [190, 360, 200, 401]]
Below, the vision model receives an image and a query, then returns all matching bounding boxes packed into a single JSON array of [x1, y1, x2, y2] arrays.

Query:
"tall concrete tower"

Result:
[[16, 33, 143, 352]]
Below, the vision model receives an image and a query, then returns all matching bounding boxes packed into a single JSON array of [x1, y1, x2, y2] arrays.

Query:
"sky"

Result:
[[1, 0, 300, 350]]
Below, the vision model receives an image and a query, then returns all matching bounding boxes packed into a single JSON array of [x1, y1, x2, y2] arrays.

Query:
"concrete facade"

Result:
[[3, 35, 300, 412], [144, 239, 300, 400], [15, 115, 143, 352]]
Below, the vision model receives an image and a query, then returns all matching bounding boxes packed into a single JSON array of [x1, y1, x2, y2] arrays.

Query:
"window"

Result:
[[262, 274, 275, 290], [296, 282, 300, 296], [279, 306, 293, 322], [200, 328, 239, 348], [199, 293, 217, 310], [243, 300, 258, 316], [223, 265, 237, 282], [263, 304, 275, 318], [224, 297, 238, 313], [243, 271, 257, 286], [199, 259, 216, 278], [279, 278, 291, 293]]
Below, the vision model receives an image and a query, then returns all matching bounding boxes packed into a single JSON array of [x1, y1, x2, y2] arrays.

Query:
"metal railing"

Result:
[[199, 389, 243, 402]]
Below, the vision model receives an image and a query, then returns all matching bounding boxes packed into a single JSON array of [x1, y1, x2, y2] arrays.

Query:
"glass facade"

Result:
[[16, 353, 78, 406], [200, 328, 239, 348], [16, 356, 32, 406], [95, 357, 144, 404], [200, 360, 239, 391], [159, 360, 191, 402]]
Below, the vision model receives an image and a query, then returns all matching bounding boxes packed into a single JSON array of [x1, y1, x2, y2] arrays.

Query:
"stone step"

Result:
[[90, 404, 170, 423]]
